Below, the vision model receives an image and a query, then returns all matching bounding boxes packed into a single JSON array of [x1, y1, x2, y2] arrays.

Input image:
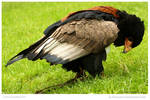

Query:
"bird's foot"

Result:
[[99, 71, 105, 78], [75, 67, 88, 81]]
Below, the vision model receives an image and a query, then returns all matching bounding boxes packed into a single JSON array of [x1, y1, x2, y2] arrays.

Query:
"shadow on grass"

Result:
[[35, 72, 108, 94], [35, 76, 88, 94]]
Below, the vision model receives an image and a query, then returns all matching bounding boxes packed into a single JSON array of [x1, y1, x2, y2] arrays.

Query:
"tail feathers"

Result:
[[6, 54, 24, 67], [6, 36, 48, 67]]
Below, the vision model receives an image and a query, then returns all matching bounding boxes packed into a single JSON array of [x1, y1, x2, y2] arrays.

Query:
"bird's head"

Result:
[[114, 11, 145, 53]]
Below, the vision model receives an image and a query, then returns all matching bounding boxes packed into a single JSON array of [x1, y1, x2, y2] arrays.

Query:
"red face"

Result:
[[123, 37, 133, 53]]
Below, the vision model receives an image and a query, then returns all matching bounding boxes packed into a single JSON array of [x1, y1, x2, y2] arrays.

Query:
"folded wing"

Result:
[[33, 19, 119, 64], [6, 19, 119, 66]]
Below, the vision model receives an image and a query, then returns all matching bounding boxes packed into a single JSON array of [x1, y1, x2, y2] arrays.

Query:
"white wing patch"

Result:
[[50, 43, 89, 61], [35, 37, 55, 54], [40, 37, 89, 64]]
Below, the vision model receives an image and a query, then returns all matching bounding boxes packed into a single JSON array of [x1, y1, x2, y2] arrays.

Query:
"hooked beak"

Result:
[[123, 38, 133, 53]]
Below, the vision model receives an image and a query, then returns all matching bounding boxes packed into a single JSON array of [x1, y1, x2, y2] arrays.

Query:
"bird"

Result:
[[6, 6, 145, 79]]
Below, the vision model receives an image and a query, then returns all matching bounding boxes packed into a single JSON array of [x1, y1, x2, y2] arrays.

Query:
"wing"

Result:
[[36, 19, 119, 64], [6, 6, 120, 67], [6, 19, 118, 66]]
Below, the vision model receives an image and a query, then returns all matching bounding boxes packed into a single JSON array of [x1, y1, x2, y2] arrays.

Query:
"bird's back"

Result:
[[31, 19, 119, 64]]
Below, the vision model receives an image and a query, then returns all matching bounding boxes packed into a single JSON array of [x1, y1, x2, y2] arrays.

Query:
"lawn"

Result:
[[2, 2, 148, 94]]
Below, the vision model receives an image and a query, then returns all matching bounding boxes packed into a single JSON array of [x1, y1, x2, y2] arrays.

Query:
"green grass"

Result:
[[2, 2, 148, 94]]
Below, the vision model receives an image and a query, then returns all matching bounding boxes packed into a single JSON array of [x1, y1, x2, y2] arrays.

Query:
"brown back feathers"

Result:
[[6, 19, 119, 66], [30, 19, 119, 64]]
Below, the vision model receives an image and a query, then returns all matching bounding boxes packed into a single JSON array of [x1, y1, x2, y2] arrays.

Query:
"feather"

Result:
[[6, 19, 119, 67], [6, 55, 24, 67], [6, 6, 145, 78], [61, 6, 119, 22], [40, 39, 89, 64], [38, 19, 118, 64]]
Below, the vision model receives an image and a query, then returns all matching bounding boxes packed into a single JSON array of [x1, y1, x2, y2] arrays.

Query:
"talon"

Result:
[[74, 67, 87, 81]]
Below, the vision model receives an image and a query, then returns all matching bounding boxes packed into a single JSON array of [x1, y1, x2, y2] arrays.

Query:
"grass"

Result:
[[2, 2, 148, 94]]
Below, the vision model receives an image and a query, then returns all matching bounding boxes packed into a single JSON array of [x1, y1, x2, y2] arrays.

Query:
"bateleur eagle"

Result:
[[6, 6, 144, 78]]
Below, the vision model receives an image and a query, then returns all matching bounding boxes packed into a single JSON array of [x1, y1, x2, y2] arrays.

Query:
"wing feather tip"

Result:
[[42, 54, 69, 64]]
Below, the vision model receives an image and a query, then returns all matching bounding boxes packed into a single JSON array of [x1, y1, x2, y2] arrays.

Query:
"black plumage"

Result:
[[6, 6, 145, 78], [44, 10, 118, 36]]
